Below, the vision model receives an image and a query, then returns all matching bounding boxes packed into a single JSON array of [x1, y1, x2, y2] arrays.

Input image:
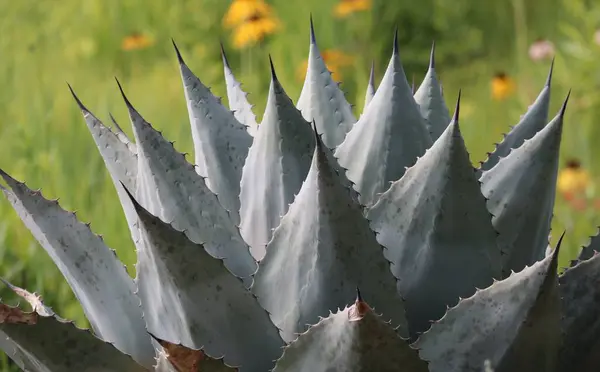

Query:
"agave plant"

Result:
[[0, 19, 598, 372]]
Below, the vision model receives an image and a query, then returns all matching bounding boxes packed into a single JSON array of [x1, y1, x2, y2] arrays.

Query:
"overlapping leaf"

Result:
[[174, 43, 252, 225], [252, 128, 407, 343], [480, 94, 568, 275], [416, 238, 563, 372], [336, 34, 432, 207], [367, 96, 501, 338], [239, 58, 315, 260], [296, 18, 356, 149], [126, 188, 284, 371], [273, 293, 427, 372], [0, 170, 155, 367]]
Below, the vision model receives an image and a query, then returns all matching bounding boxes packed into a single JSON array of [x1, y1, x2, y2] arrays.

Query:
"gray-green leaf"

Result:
[[0, 303, 146, 371], [480, 93, 568, 276], [416, 237, 562, 372], [126, 188, 284, 371], [0, 170, 155, 368], [413, 42, 451, 141], [363, 61, 376, 111], [335, 34, 432, 207], [221, 43, 258, 137], [174, 42, 252, 225], [273, 294, 427, 372], [252, 128, 408, 343], [367, 96, 501, 338], [296, 18, 356, 149], [479, 60, 553, 172], [239, 59, 315, 260], [116, 81, 256, 281]]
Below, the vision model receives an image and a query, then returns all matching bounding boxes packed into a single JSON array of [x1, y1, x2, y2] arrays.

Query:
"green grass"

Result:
[[0, 0, 600, 369]]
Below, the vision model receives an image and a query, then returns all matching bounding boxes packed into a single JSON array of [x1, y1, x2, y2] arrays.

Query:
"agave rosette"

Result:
[[0, 19, 598, 372]]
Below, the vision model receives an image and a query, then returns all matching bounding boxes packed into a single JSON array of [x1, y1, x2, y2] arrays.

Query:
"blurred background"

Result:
[[0, 0, 600, 367]]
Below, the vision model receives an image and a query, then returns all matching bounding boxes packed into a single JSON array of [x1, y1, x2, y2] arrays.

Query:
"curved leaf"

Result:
[[116, 81, 256, 280], [126, 188, 284, 371], [335, 33, 432, 207], [296, 18, 356, 149], [239, 59, 315, 260], [0, 170, 155, 368], [480, 60, 554, 172], [273, 293, 427, 372], [252, 128, 408, 342], [416, 237, 562, 372], [0, 303, 146, 371], [577, 228, 600, 261], [413, 42, 451, 141], [367, 96, 501, 338], [559, 251, 600, 371], [480, 93, 568, 276], [221, 43, 258, 137], [173, 42, 252, 225]]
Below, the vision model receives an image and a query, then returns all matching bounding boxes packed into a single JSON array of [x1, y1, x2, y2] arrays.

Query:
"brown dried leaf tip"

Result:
[[348, 287, 371, 321], [0, 303, 38, 325], [158, 338, 205, 372]]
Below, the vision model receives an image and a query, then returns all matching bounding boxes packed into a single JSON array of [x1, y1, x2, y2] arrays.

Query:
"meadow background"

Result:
[[0, 0, 600, 368]]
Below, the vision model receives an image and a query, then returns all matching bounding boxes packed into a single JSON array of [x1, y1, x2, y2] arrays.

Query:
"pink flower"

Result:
[[528, 39, 555, 62], [594, 29, 600, 46]]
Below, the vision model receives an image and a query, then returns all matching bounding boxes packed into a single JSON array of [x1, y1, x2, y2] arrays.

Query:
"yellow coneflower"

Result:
[[223, 0, 274, 29], [121, 32, 154, 51], [334, 0, 372, 18], [557, 159, 591, 200], [491, 72, 516, 101], [297, 49, 355, 81], [232, 13, 280, 49]]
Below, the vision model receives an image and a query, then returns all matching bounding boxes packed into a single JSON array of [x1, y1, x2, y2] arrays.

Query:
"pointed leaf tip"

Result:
[[429, 40, 435, 69], [309, 14, 316, 44], [114, 77, 134, 111], [559, 90, 571, 117], [452, 90, 461, 123], [545, 57, 554, 87], [220, 41, 230, 68], [171, 39, 184, 65], [355, 287, 362, 302], [269, 55, 278, 81], [393, 26, 399, 55], [67, 83, 88, 112]]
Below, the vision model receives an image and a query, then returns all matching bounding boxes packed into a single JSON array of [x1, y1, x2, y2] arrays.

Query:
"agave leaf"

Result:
[[577, 229, 600, 261], [173, 42, 252, 225], [109, 112, 137, 153], [0, 170, 155, 368], [559, 251, 600, 371], [68, 87, 141, 243], [116, 81, 256, 280], [273, 291, 427, 372], [154, 337, 237, 372], [239, 58, 315, 260], [296, 17, 356, 149], [252, 127, 408, 343], [480, 93, 568, 276], [0, 303, 146, 371], [126, 187, 284, 371], [416, 235, 562, 372], [363, 61, 376, 111], [413, 42, 451, 141], [221, 43, 258, 137], [0, 278, 54, 316], [479, 60, 554, 172], [336, 32, 432, 207], [367, 95, 501, 338], [155, 348, 179, 372]]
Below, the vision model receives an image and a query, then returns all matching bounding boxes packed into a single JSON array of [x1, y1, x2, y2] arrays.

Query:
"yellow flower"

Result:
[[334, 0, 372, 18], [232, 15, 280, 49], [557, 159, 591, 198], [297, 49, 355, 81], [491, 72, 516, 101], [223, 0, 274, 29], [121, 32, 154, 51]]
